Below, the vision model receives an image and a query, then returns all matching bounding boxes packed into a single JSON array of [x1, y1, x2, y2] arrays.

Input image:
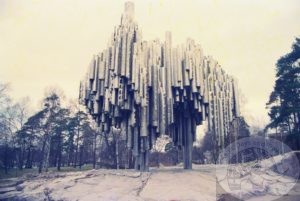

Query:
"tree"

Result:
[[38, 89, 66, 173], [16, 110, 44, 169], [68, 111, 93, 168], [0, 83, 10, 107], [0, 102, 18, 173], [0, 85, 104, 173], [0, 83, 31, 173], [200, 130, 218, 163], [266, 38, 300, 149], [228, 117, 250, 142], [49, 108, 70, 171], [14, 98, 31, 169]]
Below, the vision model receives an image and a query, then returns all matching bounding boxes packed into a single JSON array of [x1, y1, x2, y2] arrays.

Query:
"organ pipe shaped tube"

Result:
[[79, 1, 241, 171]]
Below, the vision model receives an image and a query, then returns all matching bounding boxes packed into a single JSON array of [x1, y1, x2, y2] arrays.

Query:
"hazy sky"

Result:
[[0, 0, 299, 127]]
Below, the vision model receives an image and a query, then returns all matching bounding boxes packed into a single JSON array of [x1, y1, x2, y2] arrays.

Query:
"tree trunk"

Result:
[[4, 144, 9, 174], [93, 133, 97, 169], [74, 129, 80, 168], [116, 138, 119, 170], [44, 138, 51, 172], [79, 146, 83, 169], [67, 139, 74, 167], [57, 133, 62, 171], [25, 146, 32, 168], [39, 139, 46, 173], [18, 142, 25, 170]]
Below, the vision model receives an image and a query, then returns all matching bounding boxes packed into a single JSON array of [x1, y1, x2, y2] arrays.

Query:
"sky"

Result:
[[0, 0, 299, 128]]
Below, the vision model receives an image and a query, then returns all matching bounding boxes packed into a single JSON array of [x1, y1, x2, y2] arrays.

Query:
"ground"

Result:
[[0, 153, 300, 201], [0, 165, 217, 201]]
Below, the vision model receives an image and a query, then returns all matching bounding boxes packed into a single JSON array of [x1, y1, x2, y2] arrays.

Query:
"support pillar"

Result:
[[183, 117, 193, 169], [183, 134, 193, 169], [134, 150, 149, 171]]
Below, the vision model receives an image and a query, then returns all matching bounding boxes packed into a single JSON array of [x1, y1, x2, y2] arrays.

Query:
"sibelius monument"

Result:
[[79, 2, 240, 171]]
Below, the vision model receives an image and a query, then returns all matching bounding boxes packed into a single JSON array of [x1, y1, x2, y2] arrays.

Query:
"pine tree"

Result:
[[266, 38, 300, 149]]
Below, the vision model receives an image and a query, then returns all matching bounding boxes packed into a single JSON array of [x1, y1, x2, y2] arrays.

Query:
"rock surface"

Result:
[[0, 166, 216, 201], [0, 162, 299, 201]]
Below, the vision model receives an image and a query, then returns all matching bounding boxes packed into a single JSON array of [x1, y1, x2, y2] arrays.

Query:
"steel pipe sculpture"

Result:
[[79, 2, 240, 171]]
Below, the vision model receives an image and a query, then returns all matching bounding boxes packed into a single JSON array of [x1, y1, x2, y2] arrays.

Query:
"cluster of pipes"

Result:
[[79, 2, 240, 171]]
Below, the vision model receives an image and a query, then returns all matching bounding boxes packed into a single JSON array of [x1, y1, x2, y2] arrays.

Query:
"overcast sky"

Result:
[[0, 0, 299, 127]]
